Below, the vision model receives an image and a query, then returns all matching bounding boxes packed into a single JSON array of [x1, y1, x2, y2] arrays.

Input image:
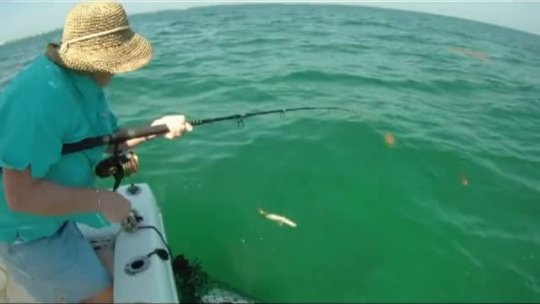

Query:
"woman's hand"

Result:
[[121, 115, 193, 150], [99, 191, 132, 223], [151, 115, 193, 140]]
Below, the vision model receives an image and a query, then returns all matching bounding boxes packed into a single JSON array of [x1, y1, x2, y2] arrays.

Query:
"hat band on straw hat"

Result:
[[59, 25, 130, 53]]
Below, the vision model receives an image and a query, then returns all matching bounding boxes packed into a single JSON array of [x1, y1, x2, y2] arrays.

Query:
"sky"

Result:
[[1, 1, 540, 43]]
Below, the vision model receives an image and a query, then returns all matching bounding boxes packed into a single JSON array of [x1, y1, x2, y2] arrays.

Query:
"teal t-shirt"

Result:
[[0, 55, 119, 243]]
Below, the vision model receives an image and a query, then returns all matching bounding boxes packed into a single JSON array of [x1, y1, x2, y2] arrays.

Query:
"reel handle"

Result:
[[121, 209, 143, 233]]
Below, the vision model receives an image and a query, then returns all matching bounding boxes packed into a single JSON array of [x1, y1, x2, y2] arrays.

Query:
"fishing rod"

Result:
[[189, 106, 353, 127], [61, 106, 354, 155], [62, 106, 354, 190]]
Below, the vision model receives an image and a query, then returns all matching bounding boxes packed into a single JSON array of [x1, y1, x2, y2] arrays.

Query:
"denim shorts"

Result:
[[0, 221, 112, 303]]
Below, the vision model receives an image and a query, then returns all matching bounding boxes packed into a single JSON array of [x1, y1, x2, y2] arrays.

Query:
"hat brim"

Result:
[[47, 31, 153, 74]]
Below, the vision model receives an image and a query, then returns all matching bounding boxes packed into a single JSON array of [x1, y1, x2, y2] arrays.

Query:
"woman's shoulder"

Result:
[[2, 55, 81, 110]]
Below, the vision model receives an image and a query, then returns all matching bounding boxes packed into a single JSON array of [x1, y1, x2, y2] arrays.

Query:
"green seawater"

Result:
[[1, 4, 540, 302]]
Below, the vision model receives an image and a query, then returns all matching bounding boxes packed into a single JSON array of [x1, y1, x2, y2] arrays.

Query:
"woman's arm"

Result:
[[3, 168, 131, 222], [124, 136, 153, 149]]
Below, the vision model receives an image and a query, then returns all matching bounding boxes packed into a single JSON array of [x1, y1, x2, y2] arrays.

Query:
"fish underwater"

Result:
[[258, 208, 297, 228], [449, 47, 490, 61]]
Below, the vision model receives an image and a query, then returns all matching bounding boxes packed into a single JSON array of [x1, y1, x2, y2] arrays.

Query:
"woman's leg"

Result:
[[94, 244, 114, 276], [80, 285, 113, 303], [81, 237, 116, 303], [0, 222, 113, 303]]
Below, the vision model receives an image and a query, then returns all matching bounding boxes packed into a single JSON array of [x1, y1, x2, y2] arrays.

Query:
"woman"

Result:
[[0, 1, 191, 303]]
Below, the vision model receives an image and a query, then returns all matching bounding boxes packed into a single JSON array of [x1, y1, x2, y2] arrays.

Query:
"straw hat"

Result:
[[46, 1, 153, 73]]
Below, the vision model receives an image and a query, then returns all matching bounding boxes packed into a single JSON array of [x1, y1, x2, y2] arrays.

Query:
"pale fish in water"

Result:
[[384, 132, 395, 148], [258, 208, 297, 228], [449, 47, 490, 61]]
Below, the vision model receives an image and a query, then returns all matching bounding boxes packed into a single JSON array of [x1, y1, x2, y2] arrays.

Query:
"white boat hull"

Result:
[[79, 183, 179, 303]]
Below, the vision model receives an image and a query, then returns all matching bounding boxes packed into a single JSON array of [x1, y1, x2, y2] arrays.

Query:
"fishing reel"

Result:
[[95, 145, 139, 191]]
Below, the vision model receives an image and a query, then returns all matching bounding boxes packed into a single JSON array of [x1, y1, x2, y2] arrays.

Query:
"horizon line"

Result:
[[2, 2, 539, 45]]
